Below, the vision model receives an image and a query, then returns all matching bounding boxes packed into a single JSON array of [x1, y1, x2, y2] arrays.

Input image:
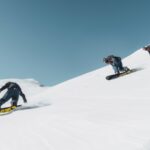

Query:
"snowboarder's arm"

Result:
[[0, 82, 10, 92], [20, 92, 27, 103]]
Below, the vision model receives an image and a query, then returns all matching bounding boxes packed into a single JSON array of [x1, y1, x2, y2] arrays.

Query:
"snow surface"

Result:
[[0, 48, 150, 150]]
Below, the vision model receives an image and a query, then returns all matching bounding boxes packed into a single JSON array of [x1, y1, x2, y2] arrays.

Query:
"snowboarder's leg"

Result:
[[0, 99, 9, 108], [0, 91, 12, 108], [11, 90, 19, 107], [117, 61, 130, 73], [118, 61, 125, 72], [112, 65, 120, 74], [11, 97, 19, 107]]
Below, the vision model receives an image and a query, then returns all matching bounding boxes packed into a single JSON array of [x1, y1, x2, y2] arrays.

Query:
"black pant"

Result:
[[0, 89, 19, 107]]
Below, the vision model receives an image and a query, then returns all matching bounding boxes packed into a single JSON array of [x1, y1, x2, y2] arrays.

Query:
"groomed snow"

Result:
[[0, 48, 150, 150]]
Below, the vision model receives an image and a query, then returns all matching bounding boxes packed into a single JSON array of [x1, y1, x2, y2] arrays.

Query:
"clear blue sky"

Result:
[[0, 0, 149, 86]]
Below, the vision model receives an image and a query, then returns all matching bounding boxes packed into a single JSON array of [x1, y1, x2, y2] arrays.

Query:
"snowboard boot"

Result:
[[123, 67, 130, 72]]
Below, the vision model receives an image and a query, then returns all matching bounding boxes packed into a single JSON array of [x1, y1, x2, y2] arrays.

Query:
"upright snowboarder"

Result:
[[0, 82, 27, 108], [143, 45, 150, 55], [103, 55, 129, 74]]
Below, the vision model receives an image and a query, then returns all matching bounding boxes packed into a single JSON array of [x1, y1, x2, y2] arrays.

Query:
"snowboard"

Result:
[[106, 69, 133, 80], [0, 105, 22, 115]]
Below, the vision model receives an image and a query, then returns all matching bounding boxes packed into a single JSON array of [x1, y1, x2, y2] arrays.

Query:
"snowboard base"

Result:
[[106, 69, 133, 80], [0, 105, 22, 114]]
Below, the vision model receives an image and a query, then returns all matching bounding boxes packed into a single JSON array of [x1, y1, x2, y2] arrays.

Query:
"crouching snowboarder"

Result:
[[0, 82, 27, 108], [103, 55, 129, 74], [143, 45, 150, 55]]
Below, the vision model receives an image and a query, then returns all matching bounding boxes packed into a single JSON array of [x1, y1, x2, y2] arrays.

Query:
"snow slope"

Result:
[[0, 48, 150, 150]]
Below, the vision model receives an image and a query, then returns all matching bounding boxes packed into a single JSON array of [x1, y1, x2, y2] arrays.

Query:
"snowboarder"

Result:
[[103, 55, 129, 74], [0, 82, 27, 108], [143, 45, 150, 55]]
